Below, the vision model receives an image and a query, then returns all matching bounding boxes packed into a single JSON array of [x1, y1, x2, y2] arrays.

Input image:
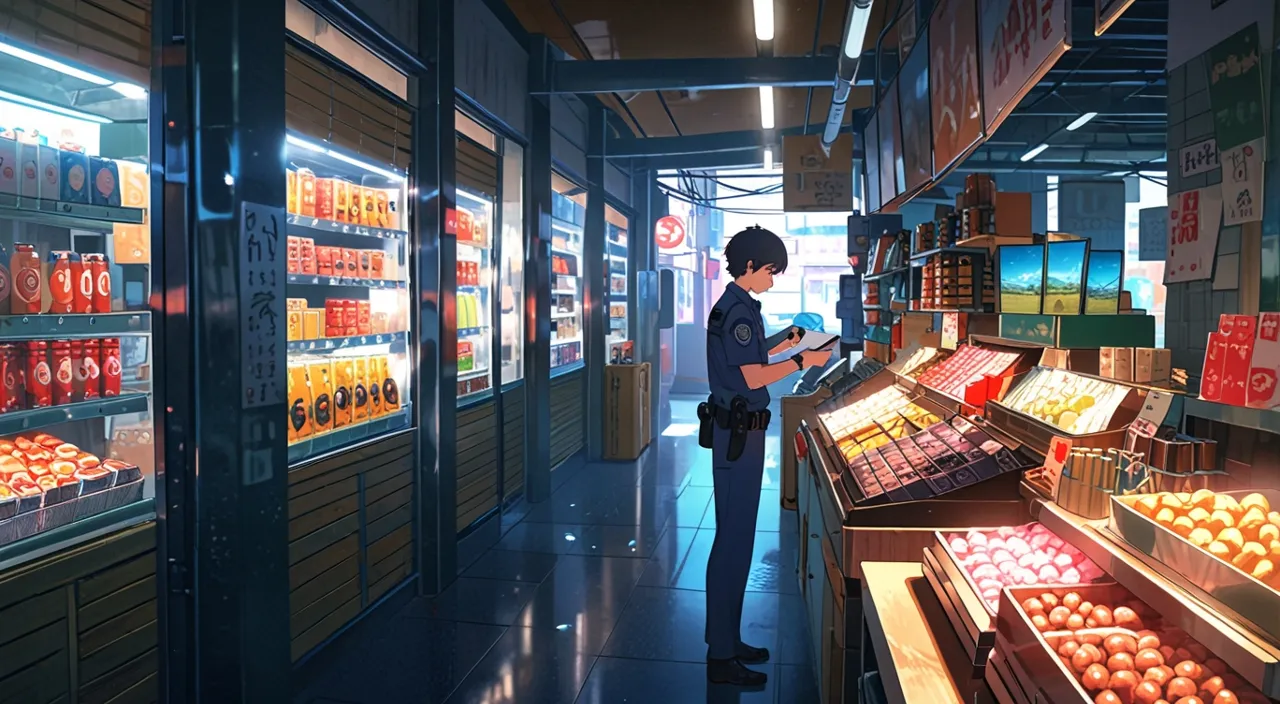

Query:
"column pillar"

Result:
[[584, 109, 607, 460], [524, 36, 553, 501]]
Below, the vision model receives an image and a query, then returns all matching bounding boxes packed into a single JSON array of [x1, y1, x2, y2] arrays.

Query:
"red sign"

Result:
[[930, 0, 984, 178], [655, 215, 686, 250], [445, 207, 458, 236]]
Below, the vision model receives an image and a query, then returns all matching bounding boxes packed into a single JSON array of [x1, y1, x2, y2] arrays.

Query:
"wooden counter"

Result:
[[860, 561, 994, 704]]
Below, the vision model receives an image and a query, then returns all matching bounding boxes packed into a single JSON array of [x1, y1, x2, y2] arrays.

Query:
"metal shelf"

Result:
[[863, 266, 910, 282], [0, 313, 149, 340], [286, 274, 407, 289], [287, 331, 406, 354], [1184, 397, 1280, 435], [908, 246, 990, 263], [0, 194, 145, 231], [551, 336, 582, 347], [457, 367, 490, 380], [0, 394, 150, 436], [458, 326, 489, 337], [286, 213, 406, 240], [287, 406, 412, 464]]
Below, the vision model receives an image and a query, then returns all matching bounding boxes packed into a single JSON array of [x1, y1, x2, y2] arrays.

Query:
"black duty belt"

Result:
[[710, 403, 771, 431]]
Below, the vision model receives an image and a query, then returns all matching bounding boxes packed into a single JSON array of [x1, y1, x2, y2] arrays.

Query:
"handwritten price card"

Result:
[[241, 202, 286, 409], [1165, 188, 1223, 284], [782, 134, 853, 213]]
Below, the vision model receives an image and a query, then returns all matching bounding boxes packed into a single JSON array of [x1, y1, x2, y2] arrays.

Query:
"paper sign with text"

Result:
[[1166, 188, 1224, 284], [1043, 436, 1072, 500], [783, 134, 854, 213], [1138, 206, 1167, 261], [1180, 138, 1220, 178], [1221, 137, 1265, 225]]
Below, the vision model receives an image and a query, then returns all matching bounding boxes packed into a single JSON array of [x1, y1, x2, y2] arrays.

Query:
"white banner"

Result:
[[980, 0, 1071, 134], [1138, 207, 1167, 261], [1179, 138, 1220, 178], [1221, 137, 1265, 225], [1166, 188, 1224, 284]]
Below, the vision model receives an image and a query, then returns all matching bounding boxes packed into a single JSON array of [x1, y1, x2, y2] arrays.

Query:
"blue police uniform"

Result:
[[703, 281, 775, 661]]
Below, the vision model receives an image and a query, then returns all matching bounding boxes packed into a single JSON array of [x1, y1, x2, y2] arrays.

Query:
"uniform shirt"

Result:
[[706, 281, 771, 411]]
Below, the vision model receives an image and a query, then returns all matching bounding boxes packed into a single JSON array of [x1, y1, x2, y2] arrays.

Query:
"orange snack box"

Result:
[[307, 362, 334, 435], [332, 359, 355, 428]]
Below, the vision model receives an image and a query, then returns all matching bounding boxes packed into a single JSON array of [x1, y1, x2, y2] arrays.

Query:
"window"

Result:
[[499, 143, 524, 384]]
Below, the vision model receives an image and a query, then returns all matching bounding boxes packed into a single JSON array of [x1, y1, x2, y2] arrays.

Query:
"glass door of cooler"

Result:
[[284, 134, 412, 463], [551, 173, 584, 370], [604, 204, 631, 364], [0, 34, 156, 565], [456, 187, 495, 401]]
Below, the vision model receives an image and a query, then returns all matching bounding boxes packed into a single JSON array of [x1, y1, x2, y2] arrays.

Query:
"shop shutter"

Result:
[[284, 41, 413, 170], [550, 370, 584, 468], [0, 0, 151, 84], [456, 399, 499, 531], [455, 136, 499, 198]]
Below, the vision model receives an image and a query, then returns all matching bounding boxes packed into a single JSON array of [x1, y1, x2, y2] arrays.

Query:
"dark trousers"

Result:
[[704, 427, 766, 660]]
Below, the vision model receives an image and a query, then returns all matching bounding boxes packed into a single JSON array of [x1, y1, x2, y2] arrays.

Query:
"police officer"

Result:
[[699, 226, 831, 687]]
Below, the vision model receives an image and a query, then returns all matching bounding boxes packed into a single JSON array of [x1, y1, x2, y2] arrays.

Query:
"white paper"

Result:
[[1179, 137, 1220, 178], [1138, 206, 1168, 261], [788, 329, 840, 354], [1165, 187, 1224, 283], [1221, 137, 1265, 225]]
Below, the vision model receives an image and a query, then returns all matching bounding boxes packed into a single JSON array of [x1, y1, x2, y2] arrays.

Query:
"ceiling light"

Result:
[[752, 0, 774, 41], [763, 148, 773, 171], [0, 40, 112, 85], [1020, 144, 1050, 162], [842, 0, 874, 59], [0, 90, 112, 124], [758, 86, 775, 130], [1065, 112, 1098, 131], [325, 149, 405, 182], [110, 82, 148, 100], [286, 134, 326, 152]]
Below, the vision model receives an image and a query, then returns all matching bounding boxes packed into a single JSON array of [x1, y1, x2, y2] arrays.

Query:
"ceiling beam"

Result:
[[537, 54, 883, 94], [634, 145, 1164, 173], [601, 123, 859, 158]]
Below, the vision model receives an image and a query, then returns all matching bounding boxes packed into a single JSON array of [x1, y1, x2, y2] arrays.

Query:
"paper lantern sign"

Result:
[[655, 215, 686, 250]]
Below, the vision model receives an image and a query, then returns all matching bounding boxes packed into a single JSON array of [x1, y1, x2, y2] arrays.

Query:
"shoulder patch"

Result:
[[731, 318, 754, 346]]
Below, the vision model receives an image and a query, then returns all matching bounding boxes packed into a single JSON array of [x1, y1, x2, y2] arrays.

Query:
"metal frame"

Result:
[[584, 105, 608, 460], [524, 34, 553, 502]]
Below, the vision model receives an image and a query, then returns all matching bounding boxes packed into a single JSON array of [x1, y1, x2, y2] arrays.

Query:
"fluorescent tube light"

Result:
[[0, 40, 112, 85], [763, 148, 773, 171], [752, 0, 774, 41], [110, 82, 148, 100], [1020, 144, 1050, 162], [842, 1, 874, 59], [0, 90, 111, 124], [1065, 112, 1098, 131], [325, 149, 405, 182], [759, 86, 775, 130], [286, 134, 326, 153]]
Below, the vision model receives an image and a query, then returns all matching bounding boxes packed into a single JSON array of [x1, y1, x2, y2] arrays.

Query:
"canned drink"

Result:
[[89, 254, 111, 314], [25, 340, 51, 408], [51, 340, 73, 405], [101, 338, 121, 397], [0, 344, 24, 412], [77, 339, 100, 400], [46, 251, 74, 314]]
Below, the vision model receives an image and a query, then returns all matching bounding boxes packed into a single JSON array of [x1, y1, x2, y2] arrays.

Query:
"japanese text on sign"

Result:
[[1207, 23, 1265, 150], [988, 0, 1057, 89], [1165, 188, 1223, 284], [980, 0, 1069, 134], [1179, 138, 1219, 178], [241, 202, 286, 409]]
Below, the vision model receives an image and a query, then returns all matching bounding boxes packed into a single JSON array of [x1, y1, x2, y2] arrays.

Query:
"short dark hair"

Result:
[[724, 226, 788, 278]]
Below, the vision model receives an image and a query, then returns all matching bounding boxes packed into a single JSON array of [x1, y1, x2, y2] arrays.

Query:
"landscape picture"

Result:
[[1043, 240, 1088, 314], [1085, 250, 1123, 315], [998, 244, 1045, 314]]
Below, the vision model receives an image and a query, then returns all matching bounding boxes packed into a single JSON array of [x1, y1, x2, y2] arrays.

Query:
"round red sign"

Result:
[[654, 215, 686, 250]]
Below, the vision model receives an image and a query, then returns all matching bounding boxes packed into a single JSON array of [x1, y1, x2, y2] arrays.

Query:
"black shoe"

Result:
[[706, 657, 768, 687], [734, 642, 770, 664]]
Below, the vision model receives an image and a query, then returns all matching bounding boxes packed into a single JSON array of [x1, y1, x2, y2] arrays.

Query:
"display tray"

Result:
[[924, 541, 996, 668], [1109, 489, 1280, 649], [986, 400, 1131, 460], [287, 405, 411, 464], [0, 193, 146, 229], [286, 274, 407, 289], [0, 474, 143, 548], [0, 313, 150, 340], [287, 213, 406, 240]]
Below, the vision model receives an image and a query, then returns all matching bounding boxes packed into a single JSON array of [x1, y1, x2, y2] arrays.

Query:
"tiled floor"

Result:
[[293, 396, 818, 704]]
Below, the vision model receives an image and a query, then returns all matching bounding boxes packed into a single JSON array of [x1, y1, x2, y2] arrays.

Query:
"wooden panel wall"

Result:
[[457, 400, 498, 531], [0, 522, 158, 704], [0, 0, 151, 84], [550, 370, 584, 468], [501, 386, 524, 499], [287, 431, 415, 663]]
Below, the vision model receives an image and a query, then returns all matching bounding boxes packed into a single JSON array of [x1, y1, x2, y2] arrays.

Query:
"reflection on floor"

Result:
[[293, 395, 818, 704]]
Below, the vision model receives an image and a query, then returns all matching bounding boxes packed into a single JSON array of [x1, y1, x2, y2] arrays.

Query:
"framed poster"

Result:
[[1084, 250, 1123, 315], [1043, 239, 1088, 315], [997, 244, 1045, 314], [877, 87, 903, 211], [1166, 188, 1224, 284], [898, 27, 934, 198], [864, 111, 882, 214], [930, 0, 985, 179], [1094, 0, 1137, 37], [980, 0, 1073, 136], [1207, 23, 1266, 150]]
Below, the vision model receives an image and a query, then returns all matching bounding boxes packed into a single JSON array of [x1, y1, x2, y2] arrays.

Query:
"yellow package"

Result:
[[368, 355, 384, 418], [332, 358, 355, 428], [307, 362, 334, 434], [288, 365, 312, 440], [381, 355, 401, 412], [302, 310, 321, 340], [353, 357, 370, 423], [287, 311, 302, 341]]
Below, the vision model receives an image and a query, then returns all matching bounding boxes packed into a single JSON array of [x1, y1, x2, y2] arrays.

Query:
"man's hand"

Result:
[[786, 326, 804, 348], [799, 348, 833, 368]]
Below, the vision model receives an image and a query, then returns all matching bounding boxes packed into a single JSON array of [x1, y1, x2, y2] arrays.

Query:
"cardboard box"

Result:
[[1000, 314, 1155, 349], [1100, 347, 1134, 381], [1134, 348, 1171, 383], [603, 363, 651, 461], [1249, 313, 1280, 409]]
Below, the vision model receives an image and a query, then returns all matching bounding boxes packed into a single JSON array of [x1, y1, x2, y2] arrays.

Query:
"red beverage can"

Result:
[[24, 340, 51, 408], [0, 344, 23, 412], [51, 340, 73, 405], [47, 251, 74, 313], [73, 253, 92, 313], [90, 254, 111, 313], [77, 339, 100, 400], [325, 299, 343, 330], [11, 243, 41, 314], [101, 338, 121, 397]]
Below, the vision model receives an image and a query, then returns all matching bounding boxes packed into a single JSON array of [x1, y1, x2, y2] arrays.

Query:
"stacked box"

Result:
[[917, 251, 993, 310]]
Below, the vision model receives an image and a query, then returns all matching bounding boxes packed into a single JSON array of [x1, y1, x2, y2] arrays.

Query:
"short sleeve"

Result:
[[717, 303, 767, 367]]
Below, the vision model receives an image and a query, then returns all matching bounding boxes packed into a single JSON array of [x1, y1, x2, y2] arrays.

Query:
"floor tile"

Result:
[[575, 656, 778, 704], [401, 577, 539, 626], [745, 530, 801, 595], [514, 555, 648, 654], [601, 587, 783, 664], [668, 486, 714, 528], [456, 516, 503, 575], [774, 592, 814, 666], [777, 663, 821, 703], [575, 523, 666, 559], [462, 549, 561, 583], [636, 527, 700, 589], [445, 626, 597, 704], [494, 522, 591, 554]]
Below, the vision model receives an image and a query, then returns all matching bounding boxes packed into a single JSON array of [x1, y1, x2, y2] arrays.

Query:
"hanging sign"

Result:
[[1180, 138, 1220, 178], [1137, 206, 1167, 261], [445, 207, 458, 235], [876, 90, 902, 211], [863, 113, 883, 214], [240, 201, 285, 409], [1165, 187, 1224, 284], [930, 0, 985, 179], [782, 133, 854, 213], [940, 312, 960, 350], [979, 0, 1073, 135], [898, 27, 933, 197], [1042, 436, 1072, 499], [1221, 137, 1265, 225], [654, 215, 686, 250], [1207, 23, 1266, 150], [1059, 180, 1126, 250], [1094, 0, 1136, 36]]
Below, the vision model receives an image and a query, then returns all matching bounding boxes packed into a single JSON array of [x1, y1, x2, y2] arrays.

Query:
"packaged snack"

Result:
[[51, 340, 73, 405], [298, 238, 316, 275], [101, 338, 121, 397], [88, 254, 111, 313], [18, 142, 37, 198], [90, 157, 121, 207], [286, 170, 298, 214], [381, 355, 400, 412], [315, 178, 335, 220], [316, 246, 335, 276], [367, 356, 383, 417], [372, 312, 389, 335], [119, 160, 148, 210], [46, 251, 75, 313], [302, 310, 321, 340], [362, 187, 377, 226], [298, 168, 316, 217], [287, 236, 301, 274], [11, 243, 41, 314], [357, 301, 371, 336], [324, 300, 343, 338], [38, 145, 60, 200], [307, 362, 333, 434], [287, 311, 302, 341], [370, 251, 385, 279], [288, 364, 312, 440], [358, 250, 371, 279], [76, 339, 101, 400], [73, 253, 92, 313], [349, 187, 364, 226], [0, 135, 17, 194], [334, 180, 351, 223], [332, 359, 354, 428], [59, 149, 90, 203], [341, 249, 357, 279], [352, 357, 370, 422], [0, 344, 23, 412], [375, 190, 390, 228], [342, 299, 359, 336], [24, 341, 50, 408]]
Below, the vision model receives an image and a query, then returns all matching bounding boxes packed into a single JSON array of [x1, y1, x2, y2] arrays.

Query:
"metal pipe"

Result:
[[822, 0, 873, 156]]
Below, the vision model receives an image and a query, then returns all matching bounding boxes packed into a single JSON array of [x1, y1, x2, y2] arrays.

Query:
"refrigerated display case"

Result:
[[455, 185, 495, 401], [283, 134, 412, 463], [605, 204, 630, 362], [552, 173, 584, 370], [499, 144, 524, 386], [0, 35, 156, 567]]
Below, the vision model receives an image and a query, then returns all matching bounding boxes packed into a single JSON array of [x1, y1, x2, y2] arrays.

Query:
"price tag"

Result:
[[1042, 436, 1072, 500], [1137, 389, 1176, 428], [376, 335, 384, 344]]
